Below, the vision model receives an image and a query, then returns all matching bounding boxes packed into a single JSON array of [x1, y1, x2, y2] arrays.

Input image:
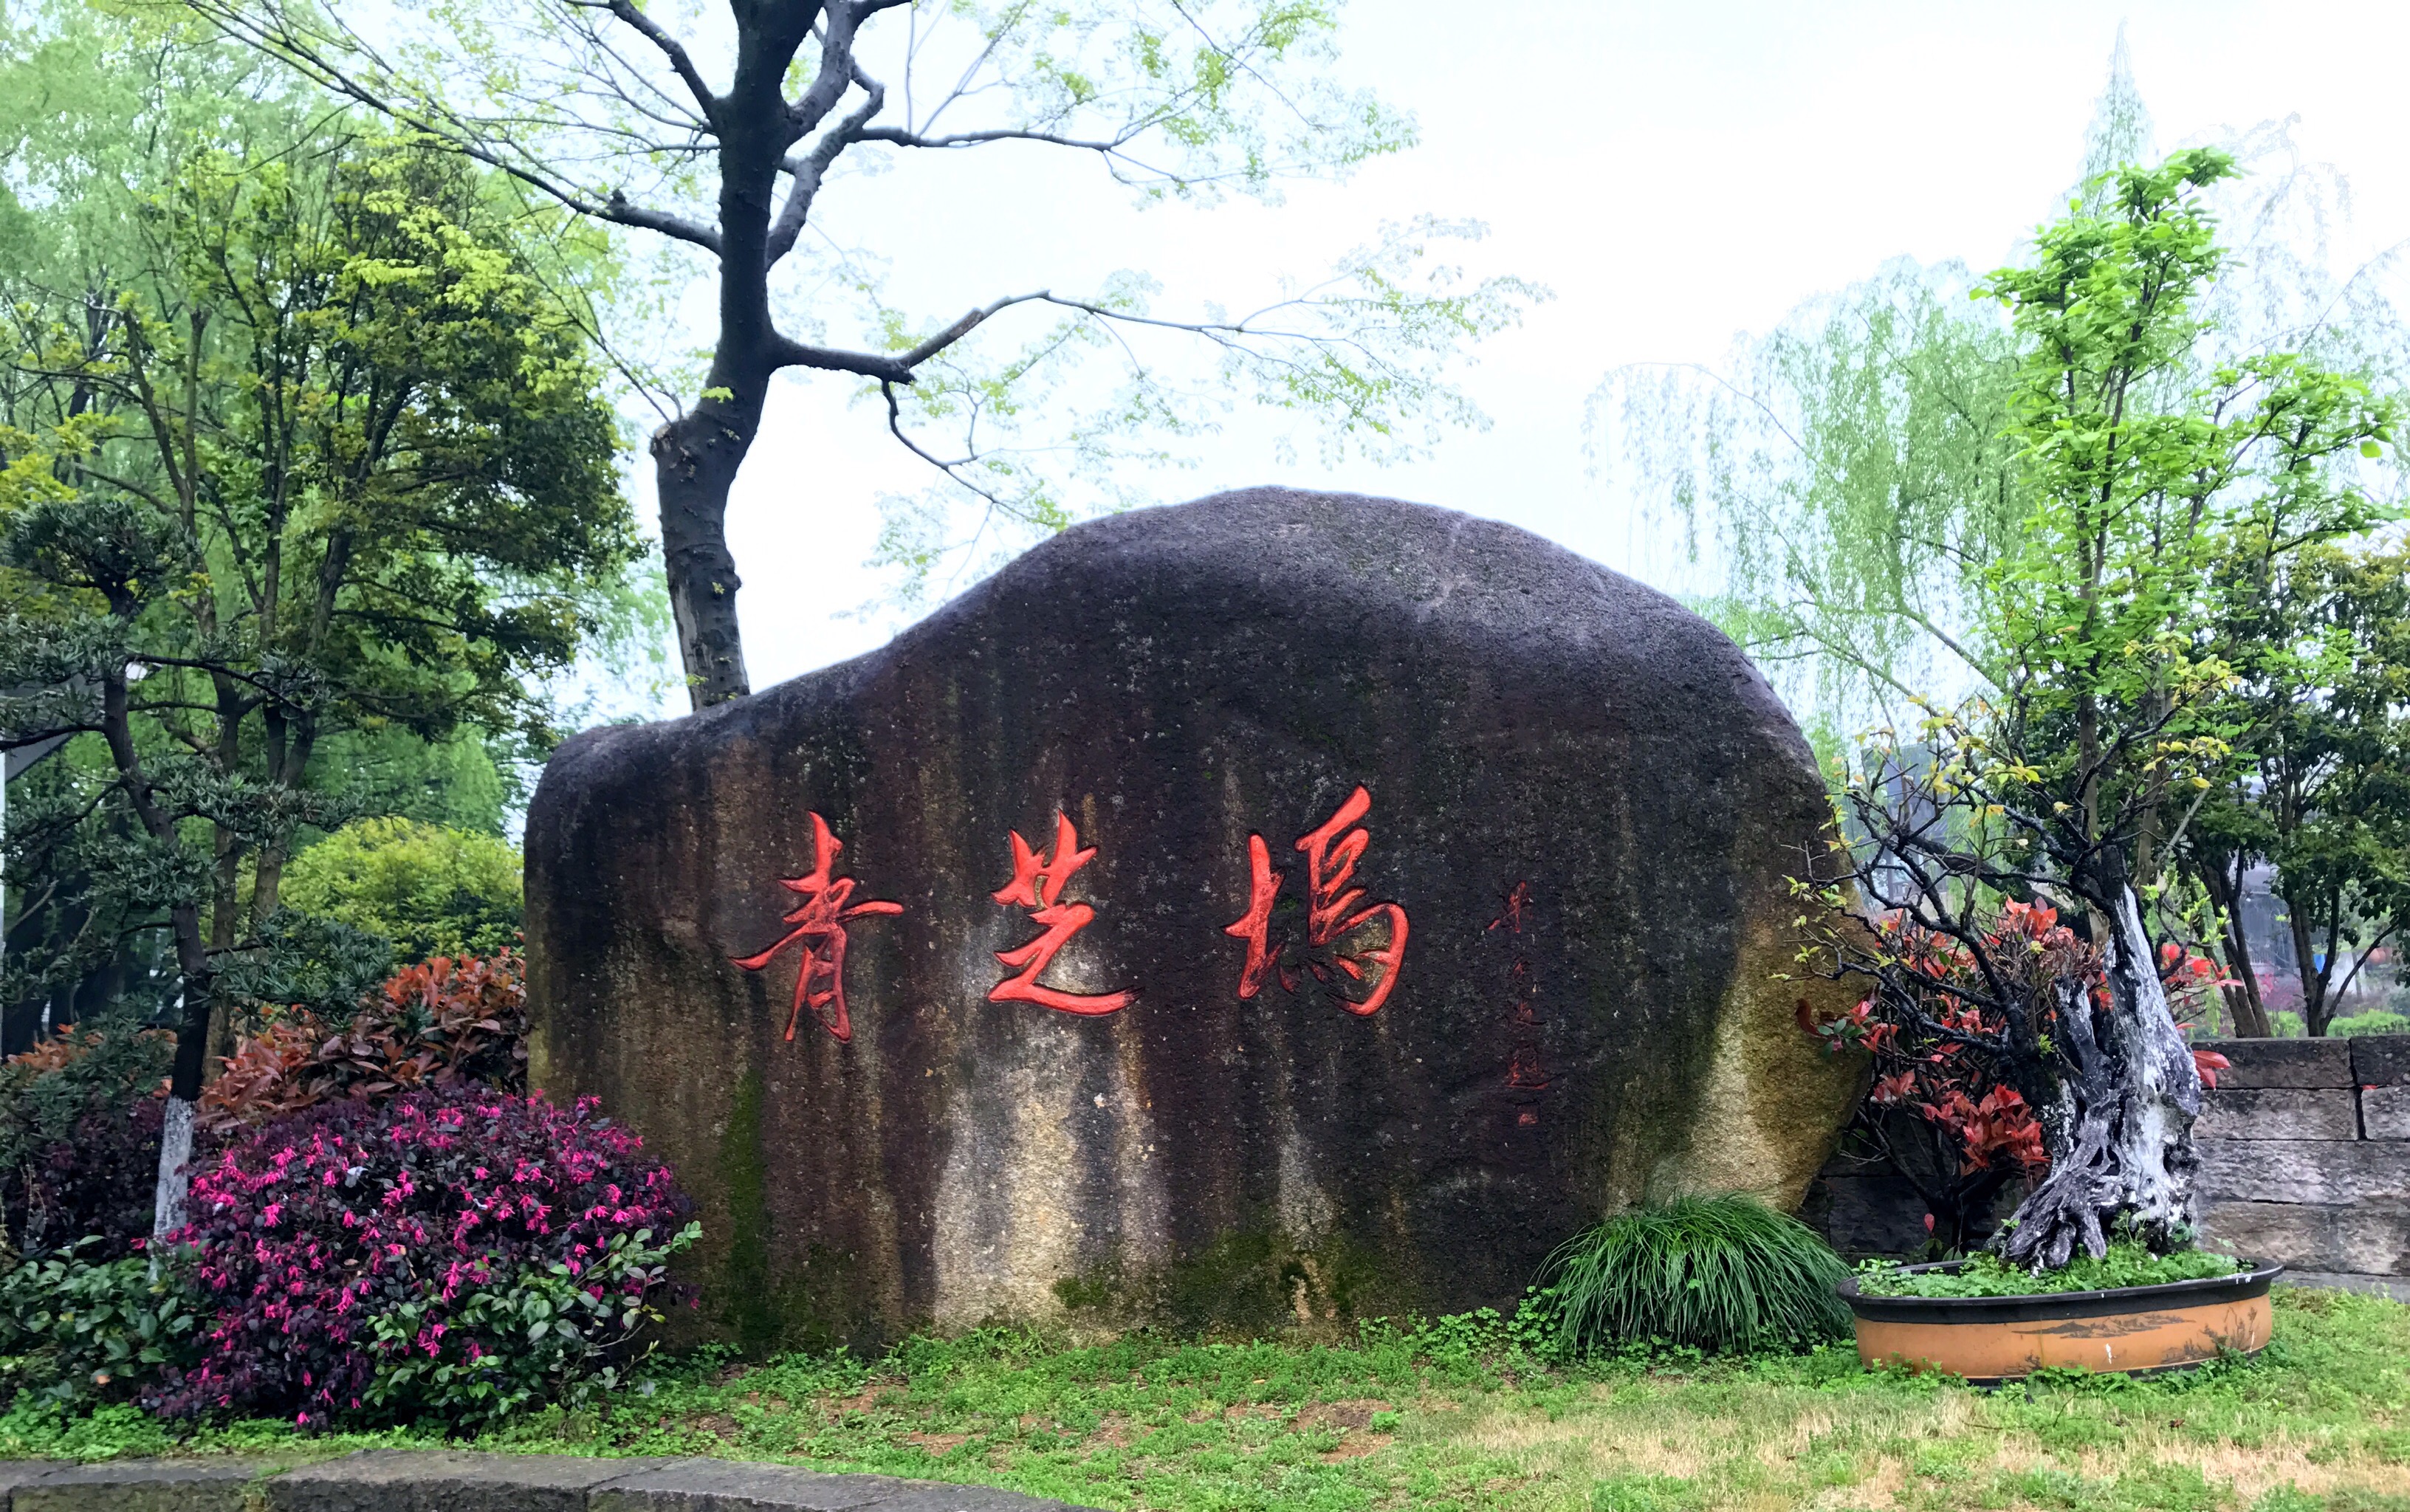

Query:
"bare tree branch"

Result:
[[585, 0, 722, 122]]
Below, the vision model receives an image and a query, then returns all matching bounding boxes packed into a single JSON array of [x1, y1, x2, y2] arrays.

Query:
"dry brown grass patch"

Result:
[[1294, 1398, 1393, 1432]]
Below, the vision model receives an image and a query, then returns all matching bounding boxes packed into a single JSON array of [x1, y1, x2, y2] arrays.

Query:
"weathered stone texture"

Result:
[[12, 1460, 271, 1512], [2355, 1035, 2410, 1088], [0, 1459, 1093, 1512], [2195, 1088, 2361, 1141], [266, 1452, 667, 1512], [2197, 1202, 2410, 1276], [2194, 1139, 2410, 1207], [2364, 1085, 2410, 1141], [525, 488, 1864, 1344], [2192, 1037, 2352, 1089], [591, 1460, 1091, 1512]]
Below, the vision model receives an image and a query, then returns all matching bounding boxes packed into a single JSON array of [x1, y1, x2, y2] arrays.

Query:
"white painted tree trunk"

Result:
[[150, 1095, 196, 1261], [1997, 885, 2203, 1269], [2102, 887, 2204, 1236]]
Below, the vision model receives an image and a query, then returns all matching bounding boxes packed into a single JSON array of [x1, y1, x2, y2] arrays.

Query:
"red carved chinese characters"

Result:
[[730, 813, 904, 1044], [1225, 786, 1409, 1015], [989, 812, 1134, 1016]]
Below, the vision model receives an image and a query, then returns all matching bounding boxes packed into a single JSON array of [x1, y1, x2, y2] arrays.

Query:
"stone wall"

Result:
[[2192, 1034, 2410, 1291], [1803, 1034, 2410, 1292]]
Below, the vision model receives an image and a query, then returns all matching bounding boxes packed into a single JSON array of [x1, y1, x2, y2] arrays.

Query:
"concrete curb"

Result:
[[0, 1451, 1103, 1511]]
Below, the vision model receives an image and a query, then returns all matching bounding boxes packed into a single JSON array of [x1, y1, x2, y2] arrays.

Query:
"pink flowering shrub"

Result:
[[150, 1085, 696, 1429]]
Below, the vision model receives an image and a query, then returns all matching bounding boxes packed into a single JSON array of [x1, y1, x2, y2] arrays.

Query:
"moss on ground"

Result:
[[4, 1286, 2404, 1511]]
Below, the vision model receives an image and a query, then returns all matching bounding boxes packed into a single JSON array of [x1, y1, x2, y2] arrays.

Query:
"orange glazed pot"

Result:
[[1840, 1261, 2283, 1384]]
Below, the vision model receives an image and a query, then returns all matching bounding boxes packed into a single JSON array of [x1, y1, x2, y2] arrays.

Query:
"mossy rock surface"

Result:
[[525, 487, 1864, 1347]]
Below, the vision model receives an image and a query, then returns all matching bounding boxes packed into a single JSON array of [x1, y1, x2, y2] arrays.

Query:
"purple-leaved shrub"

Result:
[[153, 1085, 694, 1429]]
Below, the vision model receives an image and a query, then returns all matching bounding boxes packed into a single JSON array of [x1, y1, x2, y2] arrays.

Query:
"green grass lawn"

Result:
[[5, 1287, 2405, 1511]]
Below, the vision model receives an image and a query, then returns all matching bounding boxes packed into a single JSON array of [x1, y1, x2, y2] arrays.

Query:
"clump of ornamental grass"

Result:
[[1539, 1194, 1852, 1355]]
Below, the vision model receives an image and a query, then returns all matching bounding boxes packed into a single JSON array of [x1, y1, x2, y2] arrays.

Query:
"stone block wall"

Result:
[[1802, 1034, 2410, 1293], [2193, 1034, 2410, 1290]]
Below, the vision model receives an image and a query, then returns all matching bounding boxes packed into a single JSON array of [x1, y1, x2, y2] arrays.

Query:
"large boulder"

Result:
[[525, 487, 1861, 1348]]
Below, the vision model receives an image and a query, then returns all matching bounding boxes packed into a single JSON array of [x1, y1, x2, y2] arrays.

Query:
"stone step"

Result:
[[0, 1452, 1098, 1512]]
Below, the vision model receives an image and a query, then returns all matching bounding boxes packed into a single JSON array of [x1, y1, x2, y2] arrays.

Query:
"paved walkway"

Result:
[[0, 1449, 1102, 1511]]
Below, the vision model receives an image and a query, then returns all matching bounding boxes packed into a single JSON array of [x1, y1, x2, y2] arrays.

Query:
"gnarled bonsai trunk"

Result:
[[1997, 886, 2203, 1270]]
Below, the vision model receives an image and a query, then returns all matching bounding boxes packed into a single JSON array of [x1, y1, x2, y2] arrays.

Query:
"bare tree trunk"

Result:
[[654, 399, 756, 710], [2286, 896, 2336, 1037], [1997, 886, 2204, 1269], [2201, 856, 2273, 1038], [92, 664, 216, 1250]]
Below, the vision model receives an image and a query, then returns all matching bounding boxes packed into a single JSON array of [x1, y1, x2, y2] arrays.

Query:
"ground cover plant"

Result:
[[1855, 1245, 2245, 1299], [0, 1287, 2400, 1511]]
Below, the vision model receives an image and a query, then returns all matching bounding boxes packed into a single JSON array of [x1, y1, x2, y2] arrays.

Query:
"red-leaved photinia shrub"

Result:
[[151, 1085, 694, 1429], [199, 950, 529, 1136], [1802, 900, 2234, 1252]]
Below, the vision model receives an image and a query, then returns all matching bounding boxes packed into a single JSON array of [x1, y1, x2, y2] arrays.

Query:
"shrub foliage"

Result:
[[279, 818, 524, 964], [199, 951, 528, 1135], [1540, 1195, 1852, 1354], [0, 1246, 199, 1409], [156, 1086, 694, 1428], [0, 1025, 171, 1260]]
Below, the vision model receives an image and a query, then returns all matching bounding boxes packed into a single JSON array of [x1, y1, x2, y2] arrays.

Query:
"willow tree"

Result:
[[188, 0, 1538, 707], [1588, 38, 2410, 755], [1588, 261, 2025, 749]]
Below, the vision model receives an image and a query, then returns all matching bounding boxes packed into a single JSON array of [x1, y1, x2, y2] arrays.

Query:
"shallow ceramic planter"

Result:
[[1839, 1260, 2284, 1383]]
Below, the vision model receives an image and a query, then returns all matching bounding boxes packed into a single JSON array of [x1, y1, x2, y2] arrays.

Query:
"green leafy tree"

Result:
[[188, 0, 1541, 707], [280, 817, 523, 963], [2188, 543, 2410, 1037], [1590, 41, 2410, 769], [0, 131, 638, 1237], [1811, 151, 2397, 1269], [1975, 150, 2394, 890], [302, 727, 510, 836]]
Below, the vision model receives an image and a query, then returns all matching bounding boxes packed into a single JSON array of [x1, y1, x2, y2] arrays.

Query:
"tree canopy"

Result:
[[184, 0, 1541, 704], [0, 18, 647, 1223]]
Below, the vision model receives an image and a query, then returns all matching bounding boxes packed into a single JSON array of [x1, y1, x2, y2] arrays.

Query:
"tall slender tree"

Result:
[[187, 0, 1537, 707], [1806, 151, 2397, 1267]]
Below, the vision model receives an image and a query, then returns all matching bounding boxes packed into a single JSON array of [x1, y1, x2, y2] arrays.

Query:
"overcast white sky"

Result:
[[628, 0, 2410, 704]]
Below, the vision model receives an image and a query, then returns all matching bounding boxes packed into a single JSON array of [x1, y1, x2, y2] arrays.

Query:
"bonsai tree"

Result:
[[1798, 149, 2397, 1271], [1802, 717, 2234, 1270]]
